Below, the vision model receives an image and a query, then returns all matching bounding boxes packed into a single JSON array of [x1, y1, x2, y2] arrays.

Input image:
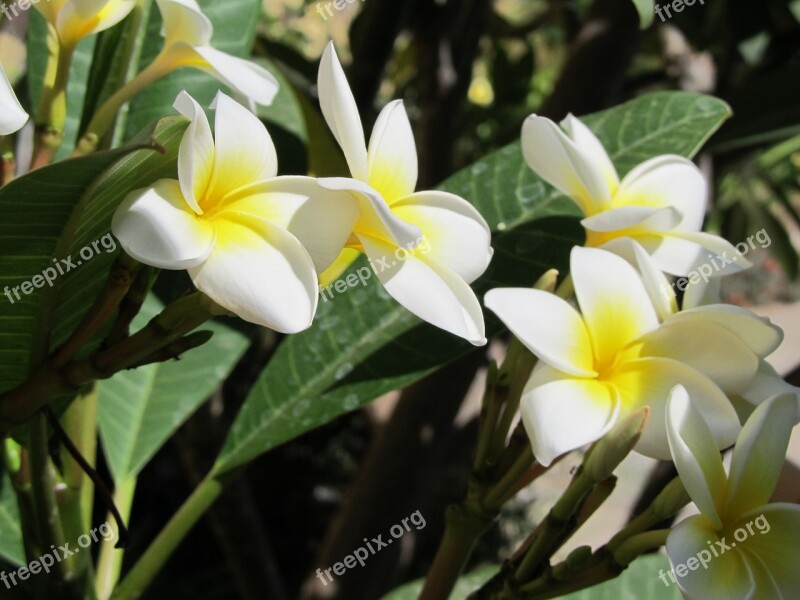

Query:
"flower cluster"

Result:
[[485, 113, 800, 597], [487, 112, 799, 465], [112, 42, 493, 340]]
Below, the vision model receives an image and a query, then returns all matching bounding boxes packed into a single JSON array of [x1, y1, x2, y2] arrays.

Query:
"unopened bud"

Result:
[[534, 269, 559, 293], [652, 476, 691, 519], [585, 407, 650, 481]]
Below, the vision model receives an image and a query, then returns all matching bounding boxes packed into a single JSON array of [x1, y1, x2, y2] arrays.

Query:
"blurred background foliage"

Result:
[[2, 0, 798, 598]]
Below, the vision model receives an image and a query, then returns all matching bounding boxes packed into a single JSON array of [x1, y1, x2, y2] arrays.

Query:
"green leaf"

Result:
[[381, 555, 681, 599], [27, 11, 97, 158], [630, 0, 656, 28], [98, 296, 249, 482], [0, 116, 187, 395], [0, 473, 24, 567], [120, 0, 263, 142], [255, 59, 307, 145], [381, 565, 497, 599], [212, 92, 732, 474], [555, 554, 682, 599]]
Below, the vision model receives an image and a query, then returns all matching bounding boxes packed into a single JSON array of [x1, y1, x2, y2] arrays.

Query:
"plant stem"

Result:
[[0, 292, 219, 425], [58, 389, 98, 552], [96, 477, 137, 600], [32, 33, 75, 169], [28, 413, 77, 589], [77, 56, 169, 155], [52, 256, 140, 369], [110, 474, 233, 599], [418, 504, 496, 600]]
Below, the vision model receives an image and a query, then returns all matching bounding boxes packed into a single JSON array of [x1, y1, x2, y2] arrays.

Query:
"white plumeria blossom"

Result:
[[666, 387, 800, 600], [112, 90, 359, 333], [621, 238, 800, 417], [35, 0, 137, 48], [484, 246, 741, 466], [150, 0, 278, 106], [316, 42, 493, 345], [521, 113, 748, 277], [0, 64, 27, 135]]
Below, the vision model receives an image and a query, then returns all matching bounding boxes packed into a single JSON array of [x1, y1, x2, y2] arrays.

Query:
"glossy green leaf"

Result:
[[0, 116, 187, 396], [255, 59, 307, 145], [212, 92, 731, 474], [98, 296, 249, 482]]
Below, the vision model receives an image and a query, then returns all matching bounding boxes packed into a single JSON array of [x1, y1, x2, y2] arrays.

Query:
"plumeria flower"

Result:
[[82, 0, 279, 142], [0, 64, 27, 135], [35, 0, 136, 49], [316, 42, 493, 345], [484, 246, 741, 466], [150, 0, 278, 106], [112, 91, 358, 332], [522, 114, 748, 277], [665, 387, 800, 599], [619, 238, 799, 419]]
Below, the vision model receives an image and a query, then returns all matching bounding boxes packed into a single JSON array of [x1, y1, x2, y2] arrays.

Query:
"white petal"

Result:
[[521, 114, 613, 214], [0, 64, 28, 135], [359, 235, 485, 345], [682, 275, 722, 309], [613, 358, 740, 462], [642, 231, 751, 277], [392, 191, 492, 283], [218, 176, 360, 274], [484, 288, 596, 377], [317, 177, 422, 249], [571, 247, 659, 361], [318, 42, 369, 181], [203, 92, 277, 204], [633, 320, 759, 394], [156, 0, 212, 46], [665, 385, 727, 528], [601, 238, 677, 321], [34, 0, 66, 24], [188, 213, 318, 333], [740, 360, 800, 409], [738, 504, 800, 598], [367, 100, 418, 203], [667, 305, 783, 358], [614, 155, 707, 231], [192, 45, 279, 106], [666, 515, 756, 600], [581, 205, 681, 234], [724, 394, 798, 519], [561, 114, 619, 191], [173, 91, 215, 214], [111, 179, 215, 269], [58, 0, 136, 44], [521, 377, 620, 466]]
